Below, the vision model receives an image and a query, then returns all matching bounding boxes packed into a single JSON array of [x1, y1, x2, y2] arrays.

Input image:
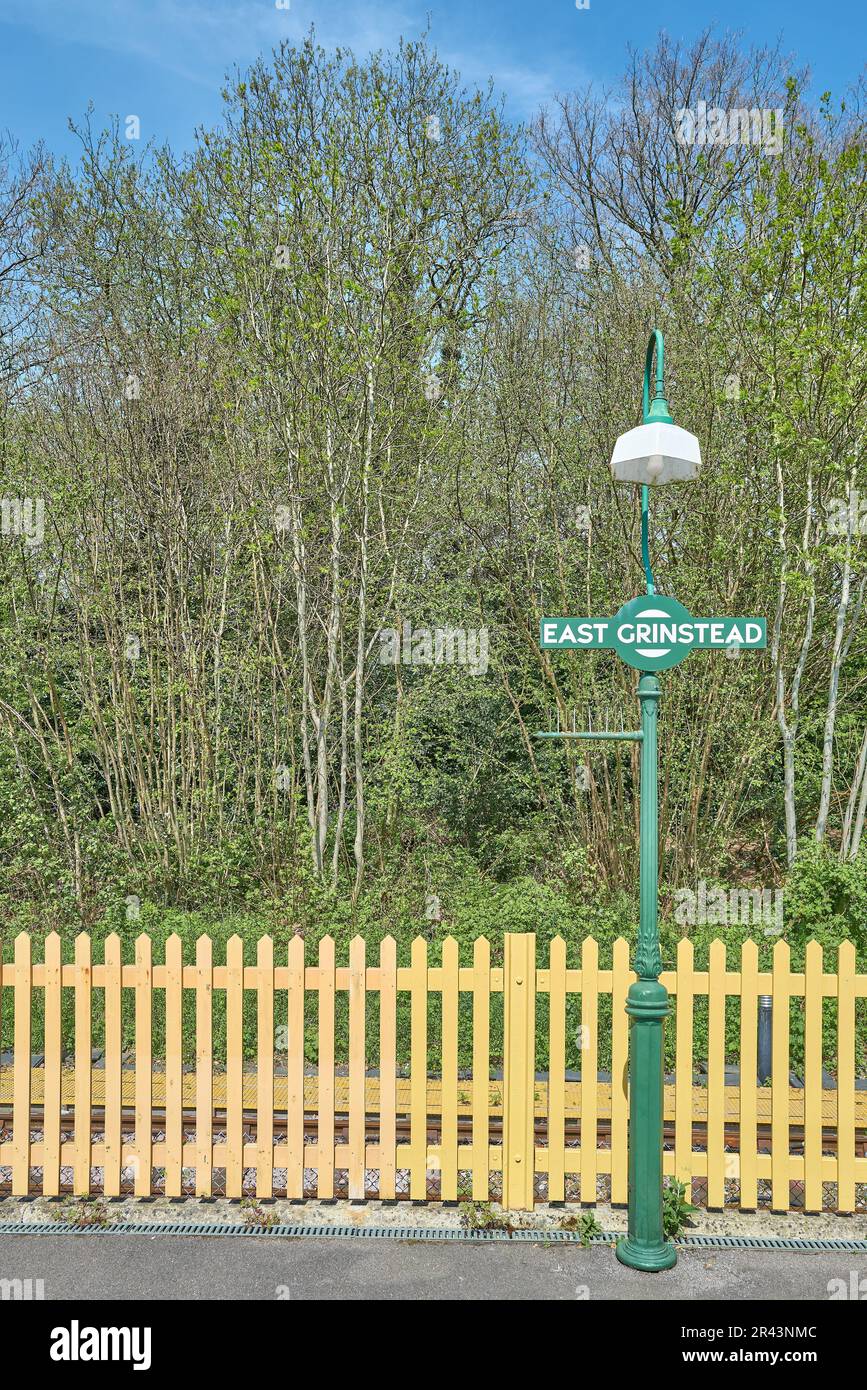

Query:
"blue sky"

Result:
[[0, 0, 863, 160]]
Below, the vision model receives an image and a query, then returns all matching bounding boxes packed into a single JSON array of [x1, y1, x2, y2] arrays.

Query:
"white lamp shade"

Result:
[[609, 421, 701, 486]]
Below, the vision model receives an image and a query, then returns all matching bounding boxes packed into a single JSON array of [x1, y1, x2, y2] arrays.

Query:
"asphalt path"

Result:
[[0, 1233, 862, 1301]]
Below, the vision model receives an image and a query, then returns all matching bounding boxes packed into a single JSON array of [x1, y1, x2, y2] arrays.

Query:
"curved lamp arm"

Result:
[[642, 328, 666, 425], [640, 329, 671, 596]]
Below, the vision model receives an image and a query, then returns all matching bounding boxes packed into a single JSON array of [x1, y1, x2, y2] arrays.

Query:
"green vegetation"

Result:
[[663, 1179, 700, 1242], [239, 1199, 281, 1229], [2, 845, 864, 1074], [0, 31, 865, 1077], [459, 1201, 513, 1232], [560, 1210, 603, 1245], [50, 1197, 111, 1228]]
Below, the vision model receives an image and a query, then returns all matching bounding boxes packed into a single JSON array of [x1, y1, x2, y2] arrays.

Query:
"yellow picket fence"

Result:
[[0, 931, 865, 1211]]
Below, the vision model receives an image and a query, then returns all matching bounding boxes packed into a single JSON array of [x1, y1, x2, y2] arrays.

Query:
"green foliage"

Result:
[[240, 1199, 280, 1228], [560, 1210, 603, 1245], [459, 1201, 511, 1231], [783, 841, 867, 954], [2, 842, 863, 1075], [663, 1179, 699, 1241], [51, 1197, 110, 1228], [0, 32, 865, 1095]]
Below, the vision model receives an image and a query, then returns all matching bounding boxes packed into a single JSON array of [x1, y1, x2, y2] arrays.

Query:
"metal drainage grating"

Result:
[[0, 1220, 865, 1250], [676, 1233, 867, 1252]]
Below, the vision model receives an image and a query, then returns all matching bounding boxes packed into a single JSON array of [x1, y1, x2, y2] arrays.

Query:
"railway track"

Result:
[[2, 1103, 863, 1205], [2, 1101, 863, 1153]]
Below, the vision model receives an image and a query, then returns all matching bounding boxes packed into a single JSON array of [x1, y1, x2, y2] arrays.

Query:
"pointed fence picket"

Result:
[[134, 933, 152, 1198], [195, 934, 213, 1198], [73, 932, 91, 1194], [286, 934, 305, 1201], [164, 933, 183, 1199], [471, 936, 490, 1202], [803, 940, 823, 1213], [610, 937, 630, 1206], [12, 932, 31, 1194], [225, 934, 244, 1200], [738, 939, 759, 1211], [674, 938, 695, 1201], [707, 939, 726, 1209], [42, 932, 61, 1198], [547, 935, 567, 1203], [347, 935, 366, 1200], [0, 931, 863, 1213], [378, 936, 398, 1201], [409, 936, 428, 1201], [440, 936, 459, 1202], [256, 935, 274, 1198], [103, 932, 122, 1199], [771, 940, 791, 1211]]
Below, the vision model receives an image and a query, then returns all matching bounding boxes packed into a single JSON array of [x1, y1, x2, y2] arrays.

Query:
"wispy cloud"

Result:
[[439, 50, 565, 121], [1, 0, 584, 121], [2, 0, 292, 89]]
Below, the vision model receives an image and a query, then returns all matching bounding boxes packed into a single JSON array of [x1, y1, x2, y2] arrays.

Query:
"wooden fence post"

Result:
[[195, 934, 213, 1198], [471, 937, 491, 1202], [348, 935, 366, 1200], [225, 934, 244, 1200], [73, 933, 92, 1195], [502, 933, 536, 1210], [12, 932, 32, 1195], [103, 933, 123, 1198], [164, 934, 184, 1199], [134, 934, 153, 1198], [42, 931, 62, 1198], [837, 940, 856, 1212], [771, 939, 791, 1212]]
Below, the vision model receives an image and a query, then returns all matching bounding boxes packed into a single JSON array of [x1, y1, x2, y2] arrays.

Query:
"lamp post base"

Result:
[[621, 976, 676, 1271], [616, 1235, 677, 1272]]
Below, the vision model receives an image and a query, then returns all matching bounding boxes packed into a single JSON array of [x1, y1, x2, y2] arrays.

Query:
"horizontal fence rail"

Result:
[[0, 932, 865, 1211]]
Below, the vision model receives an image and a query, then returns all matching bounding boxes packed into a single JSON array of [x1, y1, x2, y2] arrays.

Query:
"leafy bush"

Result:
[[663, 1179, 699, 1240], [1, 841, 863, 1076]]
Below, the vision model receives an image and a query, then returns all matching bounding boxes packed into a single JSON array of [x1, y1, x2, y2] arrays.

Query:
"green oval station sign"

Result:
[[539, 595, 766, 671]]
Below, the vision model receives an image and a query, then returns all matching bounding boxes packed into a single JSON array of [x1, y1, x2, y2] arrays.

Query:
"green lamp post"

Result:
[[537, 331, 764, 1270], [612, 330, 698, 1272]]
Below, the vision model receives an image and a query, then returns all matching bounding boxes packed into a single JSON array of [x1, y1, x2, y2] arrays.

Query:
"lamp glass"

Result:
[[610, 421, 701, 486]]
